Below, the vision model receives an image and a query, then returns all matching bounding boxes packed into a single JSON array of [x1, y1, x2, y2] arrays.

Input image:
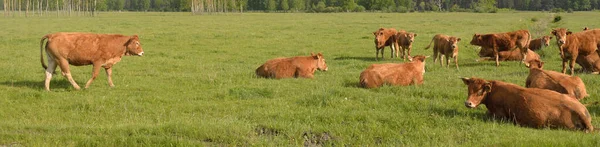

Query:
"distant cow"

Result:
[[255, 53, 328, 79], [373, 28, 400, 60], [528, 36, 552, 51], [477, 47, 540, 64], [557, 29, 600, 75], [396, 31, 418, 60], [359, 55, 428, 88], [40, 32, 144, 91], [470, 30, 531, 66], [461, 77, 593, 132], [525, 59, 588, 100], [424, 34, 461, 69]]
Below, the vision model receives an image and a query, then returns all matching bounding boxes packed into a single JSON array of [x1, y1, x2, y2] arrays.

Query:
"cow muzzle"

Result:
[[138, 52, 144, 56], [464, 101, 476, 108]]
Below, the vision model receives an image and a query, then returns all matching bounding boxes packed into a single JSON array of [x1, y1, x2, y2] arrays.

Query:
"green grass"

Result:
[[2, 11, 600, 146]]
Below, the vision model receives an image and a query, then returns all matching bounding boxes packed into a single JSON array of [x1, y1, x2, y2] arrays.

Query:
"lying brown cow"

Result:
[[255, 53, 328, 79], [470, 30, 531, 66], [558, 29, 600, 75], [424, 34, 460, 69], [525, 59, 588, 100], [40, 32, 144, 91], [359, 55, 428, 88], [461, 77, 593, 132], [477, 47, 540, 64], [373, 28, 399, 61], [396, 31, 418, 60], [528, 36, 552, 51]]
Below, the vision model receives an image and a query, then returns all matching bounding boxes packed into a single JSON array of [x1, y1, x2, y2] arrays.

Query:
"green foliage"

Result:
[[553, 15, 563, 23]]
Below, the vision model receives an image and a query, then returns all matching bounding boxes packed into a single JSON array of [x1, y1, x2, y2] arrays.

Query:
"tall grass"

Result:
[[1, 12, 600, 146]]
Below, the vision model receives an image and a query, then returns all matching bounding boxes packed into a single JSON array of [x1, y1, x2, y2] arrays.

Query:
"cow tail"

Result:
[[40, 35, 50, 70], [424, 37, 434, 50]]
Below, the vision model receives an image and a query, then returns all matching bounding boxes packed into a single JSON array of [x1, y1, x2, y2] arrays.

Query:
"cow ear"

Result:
[[549, 36, 553, 39], [539, 61, 544, 69], [373, 32, 377, 36], [567, 31, 573, 35], [483, 82, 492, 92], [551, 30, 557, 35], [413, 33, 417, 37], [457, 38, 461, 42], [460, 77, 470, 85]]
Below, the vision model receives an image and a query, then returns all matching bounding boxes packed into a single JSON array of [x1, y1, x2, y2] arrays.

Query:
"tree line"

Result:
[[2, 0, 600, 16]]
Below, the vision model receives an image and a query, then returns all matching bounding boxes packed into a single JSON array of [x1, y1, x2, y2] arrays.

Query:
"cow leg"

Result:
[[105, 67, 115, 87], [44, 58, 58, 91], [390, 45, 395, 58], [433, 49, 439, 64], [446, 55, 451, 68], [454, 56, 459, 69], [57, 59, 81, 90], [85, 63, 102, 89], [562, 59, 568, 74], [439, 55, 444, 67], [375, 48, 380, 61], [570, 56, 577, 75], [494, 49, 500, 67]]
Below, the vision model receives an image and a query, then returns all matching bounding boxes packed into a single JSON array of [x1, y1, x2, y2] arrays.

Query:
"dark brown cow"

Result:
[[525, 59, 588, 100], [558, 29, 600, 75], [477, 47, 540, 64], [461, 77, 593, 132], [396, 31, 418, 60], [359, 55, 428, 88], [528, 36, 552, 51], [40, 32, 144, 91], [255, 53, 328, 79], [373, 28, 399, 61], [424, 34, 460, 69], [470, 30, 531, 66]]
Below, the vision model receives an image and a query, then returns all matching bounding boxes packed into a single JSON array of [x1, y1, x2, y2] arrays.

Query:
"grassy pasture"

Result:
[[1, 12, 600, 146]]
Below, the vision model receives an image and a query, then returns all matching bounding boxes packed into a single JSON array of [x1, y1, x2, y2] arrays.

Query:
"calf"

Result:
[[40, 32, 144, 91], [373, 28, 400, 60], [255, 53, 328, 79], [359, 55, 428, 88], [525, 59, 588, 100], [396, 31, 418, 60], [461, 77, 593, 132], [470, 30, 531, 66], [528, 36, 552, 51], [424, 34, 461, 69]]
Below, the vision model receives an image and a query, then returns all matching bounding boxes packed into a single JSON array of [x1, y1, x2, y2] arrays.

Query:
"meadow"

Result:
[[1, 11, 600, 146]]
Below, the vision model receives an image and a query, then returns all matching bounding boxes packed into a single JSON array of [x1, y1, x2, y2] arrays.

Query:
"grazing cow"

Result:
[[470, 30, 531, 66], [477, 47, 540, 64], [557, 29, 600, 75], [461, 77, 593, 132], [359, 55, 428, 88], [525, 59, 588, 100], [424, 34, 461, 69], [373, 28, 400, 61], [528, 36, 552, 51], [255, 53, 328, 79], [40, 32, 144, 91], [396, 31, 418, 60]]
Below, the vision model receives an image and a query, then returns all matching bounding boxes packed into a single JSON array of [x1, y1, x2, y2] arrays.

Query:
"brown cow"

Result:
[[528, 36, 552, 51], [373, 28, 399, 61], [396, 31, 418, 60], [255, 53, 328, 79], [525, 59, 588, 100], [477, 47, 540, 64], [461, 77, 593, 132], [40, 32, 144, 91], [359, 55, 428, 88], [551, 28, 572, 47], [558, 29, 600, 75], [470, 30, 531, 66], [424, 34, 460, 69]]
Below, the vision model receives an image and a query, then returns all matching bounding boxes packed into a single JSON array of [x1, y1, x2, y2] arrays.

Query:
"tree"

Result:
[[266, 0, 276, 11], [280, 0, 289, 11]]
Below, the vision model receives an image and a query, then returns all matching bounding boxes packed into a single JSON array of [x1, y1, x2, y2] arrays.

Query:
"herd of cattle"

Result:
[[38, 27, 600, 132]]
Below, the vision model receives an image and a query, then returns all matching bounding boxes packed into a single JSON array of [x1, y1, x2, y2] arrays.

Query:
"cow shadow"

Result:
[[334, 56, 379, 62], [1, 79, 71, 90], [343, 80, 361, 88], [430, 107, 511, 124]]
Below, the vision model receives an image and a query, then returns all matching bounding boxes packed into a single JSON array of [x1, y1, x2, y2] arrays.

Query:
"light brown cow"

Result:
[[470, 30, 531, 66], [373, 28, 400, 61], [528, 36, 552, 51], [461, 77, 593, 132], [558, 29, 600, 75], [396, 31, 418, 60], [477, 47, 540, 64], [255, 53, 328, 79], [551, 28, 572, 47], [40, 32, 144, 91], [424, 34, 460, 69], [525, 59, 588, 100], [359, 55, 428, 88]]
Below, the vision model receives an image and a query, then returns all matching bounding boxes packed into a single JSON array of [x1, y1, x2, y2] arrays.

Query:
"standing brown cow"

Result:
[[424, 34, 460, 69], [40, 32, 144, 91], [470, 30, 531, 66], [373, 28, 400, 61], [255, 53, 328, 79], [461, 77, 593, 132], [558, 29, 600, 75], [396, 31, 417, 60], [528, 36, 552, 51], [525, 59, 588, 100], [359, 55, 428, 88]]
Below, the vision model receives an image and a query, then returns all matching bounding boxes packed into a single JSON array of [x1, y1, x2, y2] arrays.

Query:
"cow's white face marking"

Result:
[[138, 51, 144, 56]]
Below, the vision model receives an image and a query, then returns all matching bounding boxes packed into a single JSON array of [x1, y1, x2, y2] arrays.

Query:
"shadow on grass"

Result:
[[343, 80, 362, 88], [1, 79, 72, 90], [334, 56, 379, 62], [431, 106, 513, 124]]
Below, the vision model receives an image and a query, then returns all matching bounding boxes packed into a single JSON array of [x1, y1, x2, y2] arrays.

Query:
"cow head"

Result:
[[461, 77, 491, 108], [470, 34, 482, 46], [541, 36, 553, 47], [524, 59, 544, 69], [125, 35, 144, 56], [449, 37, 461, 56], [311, 52, 328, 71], [403, 33, 417, 43], [407, 55, 429, 62], [551, 28, 572, 46], [373, 28, 392, 48]]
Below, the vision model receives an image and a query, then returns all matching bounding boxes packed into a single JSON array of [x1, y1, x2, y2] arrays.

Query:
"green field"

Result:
[[2, 12, 600, 146]]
